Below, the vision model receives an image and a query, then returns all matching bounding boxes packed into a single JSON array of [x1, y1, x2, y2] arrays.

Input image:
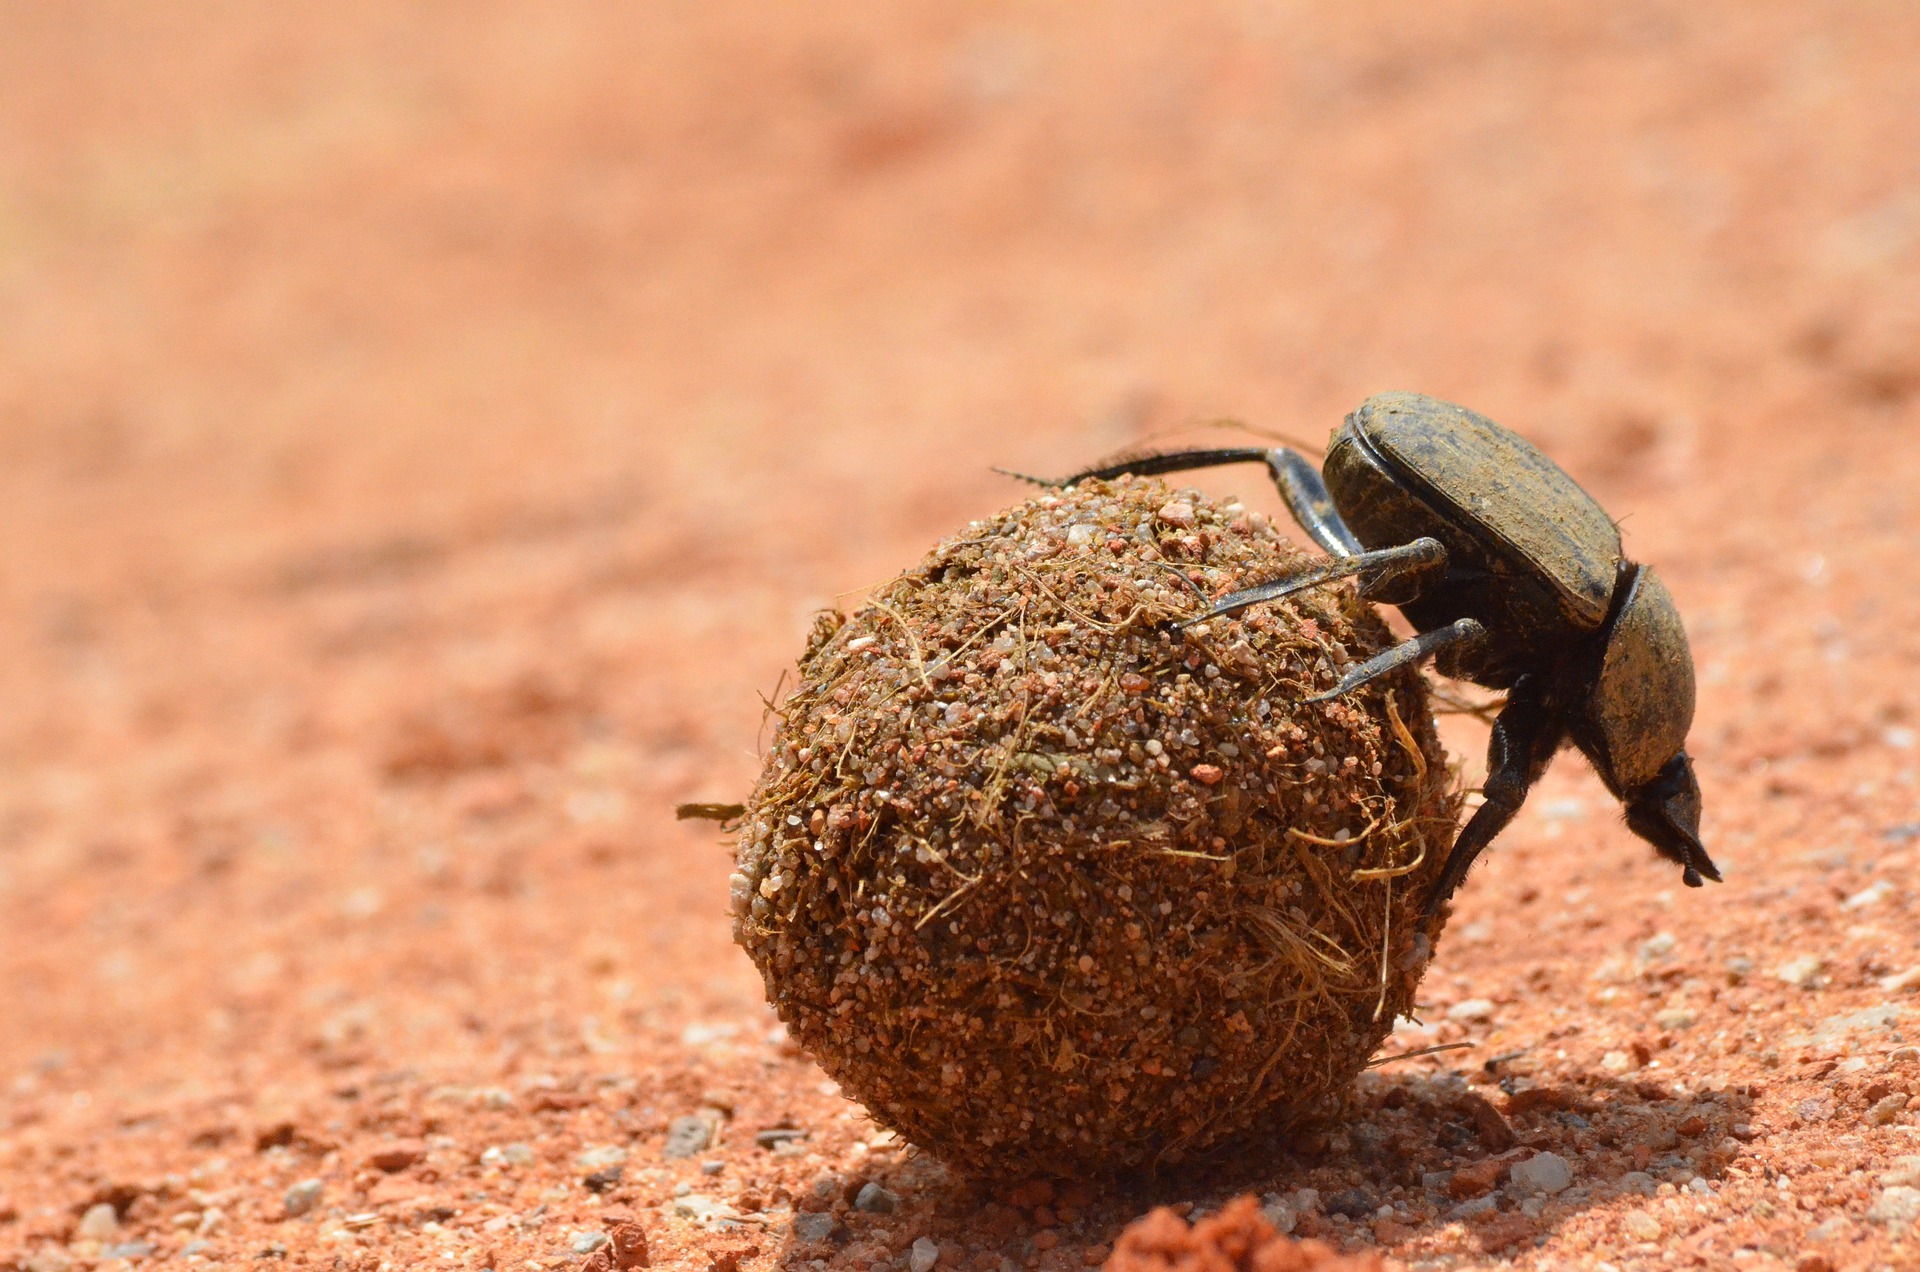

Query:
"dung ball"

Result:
[[732, 477, 1458, 1177]]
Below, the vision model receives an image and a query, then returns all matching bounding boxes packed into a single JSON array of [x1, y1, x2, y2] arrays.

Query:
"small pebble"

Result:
[[1512, 1152, 1574, 1198], [853, 1182, 899, 1214], [1867, 1185, 1920, 1230], [1257, 1195, 1297, 1233], [909, 1236, 941, 1272], [792, 1212, 839, 1243], [663, 1115, 714, 1160], [284, 1179, 325, 1218], [1868, 1094, 1910, 1125], [754, 1126, 808, 1149], [701, 1160, 724, 1175], [1772, 955, 1825, 989], [1446, 998, 1496, 1023], [1623, 1211, 1663, 1241], [1451, 1194, 1498, 1219], [1324, 1188, 1376, 1218], [1654, 1007, 1697, 1030], [101, 1242, 154, 1260], [76, 1202, 120, 1241], [671, 1194, 741, 1228], [1156, 500, 1196, 528], [1616, 1172, 1657, 1197], [482, 1142, 534, 1167], [1842, 880, 1895, 909], [367, 1140, 425, 1172], [577, 1145, 629, 1171], [572, 1230, 611, 1254], [1880, 967, 1920, 994]]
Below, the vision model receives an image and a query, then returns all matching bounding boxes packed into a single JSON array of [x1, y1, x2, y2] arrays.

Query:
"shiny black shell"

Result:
[[1322, 394, 1627, 684]]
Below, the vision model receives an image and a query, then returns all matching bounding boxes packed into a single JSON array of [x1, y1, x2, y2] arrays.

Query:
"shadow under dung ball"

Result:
[[732, 478, 1459, 1177]]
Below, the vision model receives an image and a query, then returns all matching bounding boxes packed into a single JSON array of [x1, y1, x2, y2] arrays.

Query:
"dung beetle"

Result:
[[1021, 391, 1718, 916]]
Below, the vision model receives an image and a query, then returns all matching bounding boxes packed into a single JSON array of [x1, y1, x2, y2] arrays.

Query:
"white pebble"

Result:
[[1880, 966, 1920, 994], [1869, 1185, 1920, 1230], [1843, 880, 1895, 909], [1772, 955, 1825, 989], [77, 1203, 120, 1241], [1638, 932, 1676, 962], [909, 1236, 942, 1272]]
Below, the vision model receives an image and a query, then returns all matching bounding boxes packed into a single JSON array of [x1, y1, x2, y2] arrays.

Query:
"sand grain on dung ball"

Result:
[[733, 479, 1459, 1176]]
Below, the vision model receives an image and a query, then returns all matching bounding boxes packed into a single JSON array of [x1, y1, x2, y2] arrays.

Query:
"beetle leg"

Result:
[[1001, 447, 1273, 489], [1263, 448, 1364, 557], [1303, 617, 1487, 703], [1182, 537, 1446, 627], [1420, 677, 1565, 920], [1002, 447, 1365, 557]]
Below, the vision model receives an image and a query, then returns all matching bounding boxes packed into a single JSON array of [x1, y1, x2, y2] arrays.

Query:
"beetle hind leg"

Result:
[[1420, 677, 1563, 920]]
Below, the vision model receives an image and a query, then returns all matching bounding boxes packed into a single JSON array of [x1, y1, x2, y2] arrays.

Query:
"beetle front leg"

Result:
[[1421, 676, 1564, 920], [1184, 537, 1447, 628]]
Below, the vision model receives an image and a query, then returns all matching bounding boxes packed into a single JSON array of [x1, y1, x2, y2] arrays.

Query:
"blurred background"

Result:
[[4, 1, 1920, 1262]]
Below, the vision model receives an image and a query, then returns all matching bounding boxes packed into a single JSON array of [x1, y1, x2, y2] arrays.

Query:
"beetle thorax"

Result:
[[1584, 566, 1696, 793]]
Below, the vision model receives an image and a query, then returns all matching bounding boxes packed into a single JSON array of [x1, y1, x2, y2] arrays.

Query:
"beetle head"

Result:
[[1622, 750, 1718, 885], [1578, 566, 1720, 886]]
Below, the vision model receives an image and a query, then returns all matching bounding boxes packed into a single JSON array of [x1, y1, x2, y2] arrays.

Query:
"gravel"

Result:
[[853, 1181, 899, 1214], [909, 1236, 941, 1272], [1257, 1195, 1297, 1234], [100, 1243, 154, 1260], [662, 1115, 713, 1160], [1868, 1185, 1920, 1230], [75, 1202, 120, 1241], [1324, 1188, 1376, 1218], [283, 1179, 324, 1218], [576, 1145, 629, 1171], [1772, 955, 1825, 989], [1511, 1152, 1574, 1194], [1622, 1211, 1662, 1241], [792, 1212, 839, 1243]]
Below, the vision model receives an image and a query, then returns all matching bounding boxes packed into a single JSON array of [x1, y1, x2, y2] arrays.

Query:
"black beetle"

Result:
[[1021, 391, 1719, 915]]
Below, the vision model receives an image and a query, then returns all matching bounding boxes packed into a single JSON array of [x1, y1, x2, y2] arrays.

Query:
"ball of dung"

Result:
[[732, 478, 1458, 1177]]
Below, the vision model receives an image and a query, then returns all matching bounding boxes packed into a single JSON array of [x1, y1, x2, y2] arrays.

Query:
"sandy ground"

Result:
[[4, 4, 1920, 1270]]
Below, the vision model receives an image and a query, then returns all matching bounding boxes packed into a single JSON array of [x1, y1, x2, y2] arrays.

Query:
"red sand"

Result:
[[4, 5, 1920, 1270]]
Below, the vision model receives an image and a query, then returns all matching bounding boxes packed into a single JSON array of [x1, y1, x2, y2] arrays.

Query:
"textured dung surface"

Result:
[[734, 479, 1458, 1176]]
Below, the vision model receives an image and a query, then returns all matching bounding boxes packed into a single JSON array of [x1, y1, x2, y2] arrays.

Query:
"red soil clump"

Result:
[[1106, 1198, 1385, 1272]]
